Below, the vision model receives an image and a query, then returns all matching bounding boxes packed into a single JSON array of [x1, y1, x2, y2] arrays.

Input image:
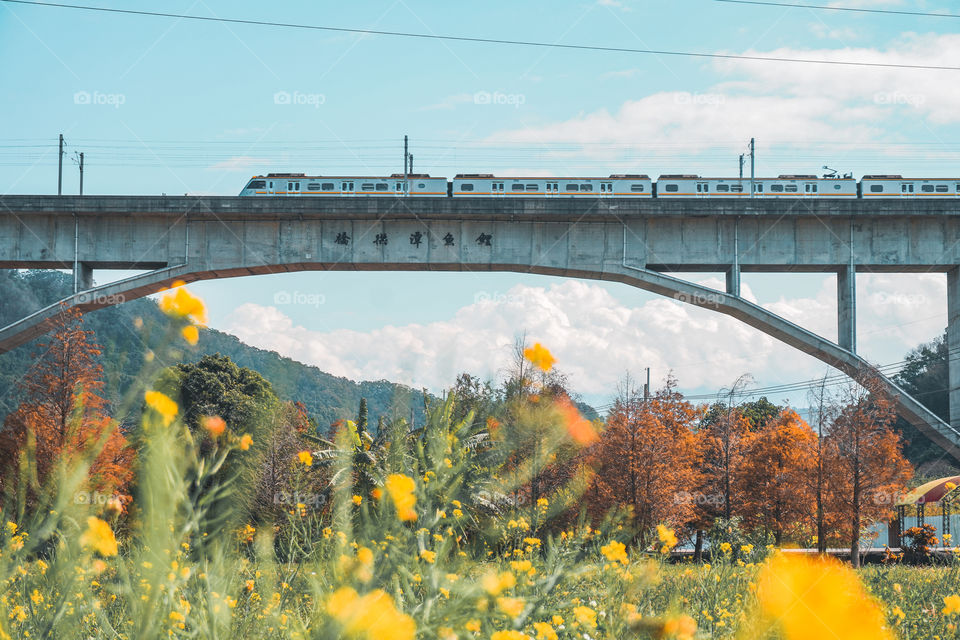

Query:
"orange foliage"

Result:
[[739, 409, 818, 545], [0, 307, 134, 507], [588, 379, 701, 542]]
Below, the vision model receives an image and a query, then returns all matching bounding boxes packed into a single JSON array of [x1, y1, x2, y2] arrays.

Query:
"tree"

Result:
[[357, 397, 368, 433], [740, 409, 817, 545], [590, 377, 700, 544], [698, 376, 755, 523], [893, 332, 952, 471], [824, 375, 913, 567], [0, 307, 133, 509], [252, 401, 319, 522]]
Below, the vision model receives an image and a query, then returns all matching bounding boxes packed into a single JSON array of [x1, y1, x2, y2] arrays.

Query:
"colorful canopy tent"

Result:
[[892, 475, 960, 548]]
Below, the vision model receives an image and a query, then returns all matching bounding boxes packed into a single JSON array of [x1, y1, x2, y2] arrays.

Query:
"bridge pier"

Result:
[[838, 265, 857, 353], [725, 266, 741, 297], [950, 267, 960, 429], [75, 262, 93, 292]]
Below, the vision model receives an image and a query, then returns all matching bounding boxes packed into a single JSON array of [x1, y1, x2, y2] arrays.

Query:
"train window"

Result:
[[269, 181, 273, 188], [812, 184, 818, 192], [936, 185, 948, 193], [770, 185, 784, 192], [870, 185, 883, 192], [716, 184, 730, 192], [600, 184, 607, 192], [581, 184, 593, 192], [730, 185, 743, 192], [375, 183, 388, 191], [664, 184, 679, 192], [922, 185, 935, 193], [630, 184, 645, 192], [512, 184, 525, 191], [361, 183, 375, 191], [396, 183, 403, 191], [526, 184, 539, 191], [247, 180, 266, 189], [754, 184, 763, 193], [565, 184, 579, 191], [493, 182, 504, 191], [956, 184, 960, 192], [306, 183, 321, 191], [342, 182, 354, 191], [784, 185, 798, 192], [418, 183, 425, 188], [322, 183, 335, 190], [460, 184, 474, 191]]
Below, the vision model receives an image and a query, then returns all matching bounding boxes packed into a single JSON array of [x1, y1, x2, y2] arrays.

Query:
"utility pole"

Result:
[[739, 153, 745, 181], [408, 153, 413, 174], [403, 135, 409, 196], [749, 137, 755, 198], [74, 151, 84, 195], [644, 367, 651, 401], [58, 133, 64, 196]]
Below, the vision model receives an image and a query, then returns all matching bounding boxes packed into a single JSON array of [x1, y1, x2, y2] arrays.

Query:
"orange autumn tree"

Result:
[[824, 375, 912, 567], [739, 408, 817, 545], [590, 376, 700, 545], [0, 306, 134, 508]]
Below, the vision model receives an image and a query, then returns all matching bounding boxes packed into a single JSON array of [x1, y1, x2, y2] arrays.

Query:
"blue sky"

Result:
[[1, 0, 956, 410]]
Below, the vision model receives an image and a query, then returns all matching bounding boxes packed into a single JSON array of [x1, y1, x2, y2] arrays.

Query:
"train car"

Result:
[[238, 173, 448, 196], [451, 174, 653, 197], [859, 175, 960, 198], [655, 175, 857, 198]]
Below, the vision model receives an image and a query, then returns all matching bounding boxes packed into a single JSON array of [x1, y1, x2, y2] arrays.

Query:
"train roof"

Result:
[[453, 174, 650, 180], [252, 174, 440, 180]]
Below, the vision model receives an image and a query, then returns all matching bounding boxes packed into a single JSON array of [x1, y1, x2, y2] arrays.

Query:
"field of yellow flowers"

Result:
[[3, 285, 960, 639]]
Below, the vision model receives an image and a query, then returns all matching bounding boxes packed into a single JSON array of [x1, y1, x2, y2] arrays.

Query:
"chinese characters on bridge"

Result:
[[327, 231, 493, 248]]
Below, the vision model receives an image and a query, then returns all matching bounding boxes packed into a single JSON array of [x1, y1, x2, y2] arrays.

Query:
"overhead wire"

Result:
[[2, 0, 960, 71]]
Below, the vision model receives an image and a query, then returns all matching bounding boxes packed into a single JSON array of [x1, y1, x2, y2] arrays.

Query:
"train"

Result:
[[238, 173, 960, 198]]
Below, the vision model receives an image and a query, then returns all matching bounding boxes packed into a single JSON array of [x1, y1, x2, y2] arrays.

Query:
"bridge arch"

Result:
[[2, 258, 958, 460]]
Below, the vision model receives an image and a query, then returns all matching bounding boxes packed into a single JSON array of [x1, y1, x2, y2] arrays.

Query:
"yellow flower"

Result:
[[203, 415, 226, 438], [756, 553, 893, 639], [947, 482, 957, 491], [533, 622, 558, 640], [573, 605, 597, 629], [419, 550, 437, 564], [491, 631, 527, 640], [945, 594, 960, 615], [658, 524, 678, 553], [159, 285, 207, 325], [325, 586, 415, 640], [297, 450, 313, 466], [30, 589, 43, 605], [80, 517, 118, 557], [6, 522, 17, 534], [719, 542, 732, 554], [601, 540, 629, 565], [352, 494, 363, 506], [497, 596, 525, 618], [180, 324, 199, 345], [482, 571, 516, 596], [552, 615, 564, 626], [239, 434, 253, 451], [385, 474, 417, 522], [662, 615, 697, 640], [465, 619, 481, 633], [144, 390, 178, 427], [523, 342, 556, 372]]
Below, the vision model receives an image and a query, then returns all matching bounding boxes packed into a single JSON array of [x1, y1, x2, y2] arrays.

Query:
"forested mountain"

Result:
[[0, 270, 429, 430]]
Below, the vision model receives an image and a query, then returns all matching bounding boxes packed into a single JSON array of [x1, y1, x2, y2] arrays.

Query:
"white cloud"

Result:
[[224, 275, 946, 406]]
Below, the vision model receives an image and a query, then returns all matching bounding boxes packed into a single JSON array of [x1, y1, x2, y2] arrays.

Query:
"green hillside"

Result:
[[0, 270, 429, 430]]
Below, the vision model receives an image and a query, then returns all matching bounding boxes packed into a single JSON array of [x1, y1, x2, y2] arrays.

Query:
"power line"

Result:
[[714, 0, 960, 19], [3, 0, 960, 71]]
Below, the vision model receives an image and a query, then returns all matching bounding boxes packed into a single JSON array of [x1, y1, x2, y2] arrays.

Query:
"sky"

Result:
[[0, 0, 956, 411]]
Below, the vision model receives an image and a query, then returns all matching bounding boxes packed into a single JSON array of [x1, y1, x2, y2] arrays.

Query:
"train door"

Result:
[[341, 181, 355, 196], [696, 182, 709, 198], [599, 182, 613, 197], [804, 183, 818, 197], [287, 180, 301, 196], [492, 181, 505, 197], [545, 182, 559, 197], [900, 183, 915, 197]]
